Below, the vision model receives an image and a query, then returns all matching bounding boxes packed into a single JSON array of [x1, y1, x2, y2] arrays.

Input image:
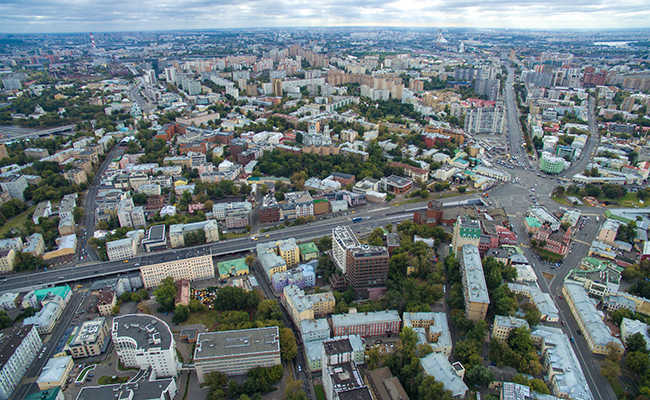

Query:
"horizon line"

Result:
[[2, 26, 650, 36]]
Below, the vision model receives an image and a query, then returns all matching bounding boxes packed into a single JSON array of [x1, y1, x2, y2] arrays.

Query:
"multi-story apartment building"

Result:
[[530, 326, 594, 399], [331, 310, 401, 338], [345, 245, 389, 298], [67, 317, 110, 359], [194, 327, 281, 383], [402, 312, 452, 357], [0, 174, 27, 201], [332, 226, 360, 274], [257, 238, 300, 279], [36, 356, 74, 391], [492, 315, 530, 342], [106, 236, 138, 261], [112, 314, 179, 379], [562, 281, 624, 355], [117, 198, 146, 229], [96, 289, 117, 316], [24, 148, 50, 159], [142, 225, 167, 252], [282, 191, 314, 220], [322, 337, 373, 400], [23, 232, 45, 257], [169, 220, 219, 247], [420, 353, 469, 399], [0, 249, 16, 273], [0, 324, 43, 400], [32, 201, 52, 225], [272, 264, 316, 292], [451, 217, 481, 256], [140, 255, 215, 288], [463, 106, 506, 135], [283, 285, 335, 325], [260, 194, 281, 224], [460, 245, 490, 321], [364, 367, 409, 400]]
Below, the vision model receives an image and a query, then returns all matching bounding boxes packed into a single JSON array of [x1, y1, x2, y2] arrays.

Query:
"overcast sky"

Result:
[[1, 0, 649, 34]]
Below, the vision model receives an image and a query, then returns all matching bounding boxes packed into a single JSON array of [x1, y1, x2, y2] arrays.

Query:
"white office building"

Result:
[[0, 324, 43, 400], [112, 314, 179, 379]]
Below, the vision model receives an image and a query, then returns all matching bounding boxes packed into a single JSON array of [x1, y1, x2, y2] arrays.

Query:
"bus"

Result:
[[352, 217, 362, 223]]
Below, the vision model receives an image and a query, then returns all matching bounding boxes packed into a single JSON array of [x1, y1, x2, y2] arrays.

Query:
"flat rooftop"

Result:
[[112, 314, 173, 351], [194, 326, 280, 360], [76, 378, 175, 400], [71, 318, 106, 346], [331, 310, 400, 327], [323, 337, 353, 356]]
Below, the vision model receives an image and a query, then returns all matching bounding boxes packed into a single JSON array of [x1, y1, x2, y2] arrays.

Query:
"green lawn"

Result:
[[98, 376, 129, 385], [535, 248, 564, 262], [554, 192, 649, 208], [181, 309, 220, 330], [76, 365, 95, 382], [551, 195, 574, 207], [0, 205, 36, 237], [314, 385, 326, 400], [221, 232, 248, 240]]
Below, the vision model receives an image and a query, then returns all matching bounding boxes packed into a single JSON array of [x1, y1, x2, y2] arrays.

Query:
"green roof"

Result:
[[525, 217, 542, 228], [33, 286, 71, 302], [25, 388, 61, 400], [217, 258, 249, 276], [298, 242, 319, 255], [313, 198, 329, 203]]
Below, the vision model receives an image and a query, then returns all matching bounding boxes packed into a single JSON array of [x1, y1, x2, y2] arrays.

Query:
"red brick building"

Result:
[[331, 310, 401, 338], [179, 142, 208, 155], [313, 197, 330, 216], [330, 172, 356, 186], [156, 123, 186, 142]]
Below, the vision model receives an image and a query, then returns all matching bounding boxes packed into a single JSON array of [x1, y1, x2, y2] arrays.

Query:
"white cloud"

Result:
[[0, 0, 649, 33]]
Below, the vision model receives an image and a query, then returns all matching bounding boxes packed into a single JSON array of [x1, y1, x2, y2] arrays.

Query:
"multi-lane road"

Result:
[[501, 73, 614, 400], [6, 70, 613, 400], [0, 202, 427, 293]]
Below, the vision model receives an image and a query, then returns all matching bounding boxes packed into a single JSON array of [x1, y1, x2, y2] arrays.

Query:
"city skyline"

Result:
[[1, 0, 650, 34]]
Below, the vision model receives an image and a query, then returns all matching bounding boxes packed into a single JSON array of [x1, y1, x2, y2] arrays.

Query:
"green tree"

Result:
[[132, 192, 148, 205], [600, 359, 620, 384], [153, 276, 177, 312], [245, 255, 255, 267], [172, 304, 190, 324], [418, 376, 453, 400], [626, 350, 649, 374], [465, 364, 494, 387], [529, 379, 550, 395], [626, 332, 648, 353], [458, 186, 467, 193], [0, 310, 11, 329], [189, 298, 206, 312], [280, 327, 298, 361], [284, 379, 307, 400]]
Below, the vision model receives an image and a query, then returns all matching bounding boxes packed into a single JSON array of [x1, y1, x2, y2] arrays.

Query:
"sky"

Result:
[[1, 0, 649, 34]]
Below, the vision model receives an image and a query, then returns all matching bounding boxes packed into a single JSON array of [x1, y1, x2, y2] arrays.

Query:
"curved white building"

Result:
[[112, 314, 179, 379]]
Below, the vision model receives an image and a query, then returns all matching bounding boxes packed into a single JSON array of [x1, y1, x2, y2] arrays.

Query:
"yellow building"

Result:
[[0, 248, 16, 273], [140, 255, 215, 288], [562, 281, 624, 355], [96, 288, 116, 316], [283, 285, 335, 325], [278, 240, 300, 268], [492, 315, 529, 342], [37, 356, 74, 390], [67, 317, 110, 359]]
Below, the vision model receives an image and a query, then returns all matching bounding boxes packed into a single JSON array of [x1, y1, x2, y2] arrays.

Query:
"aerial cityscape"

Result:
[[0, 6, 650, 400]]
